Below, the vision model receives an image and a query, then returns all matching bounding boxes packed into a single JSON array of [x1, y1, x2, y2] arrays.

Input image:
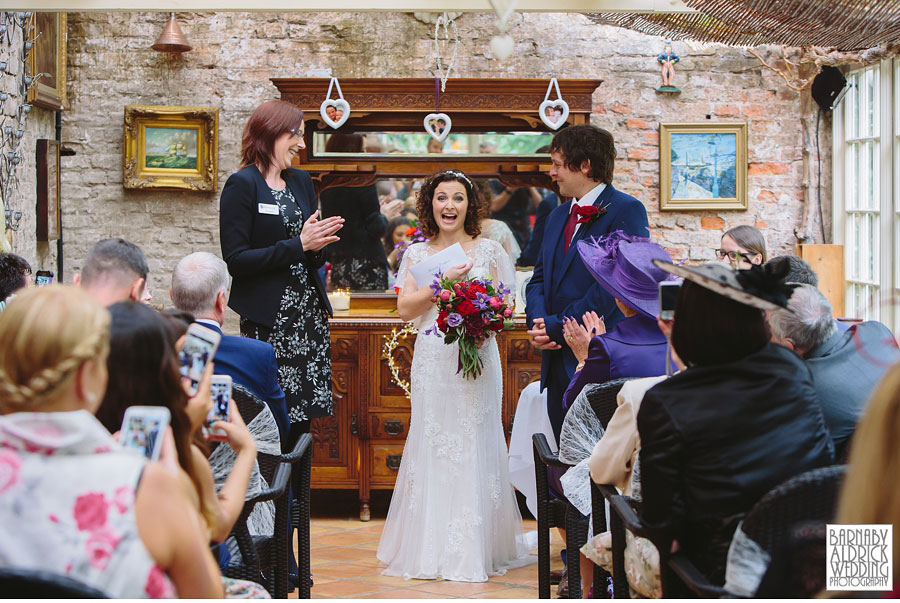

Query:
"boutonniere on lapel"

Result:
[[574, 202, 608, 227]]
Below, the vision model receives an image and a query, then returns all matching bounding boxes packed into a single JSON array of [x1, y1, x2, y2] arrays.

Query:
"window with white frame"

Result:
[[833, 59, 898, 332]]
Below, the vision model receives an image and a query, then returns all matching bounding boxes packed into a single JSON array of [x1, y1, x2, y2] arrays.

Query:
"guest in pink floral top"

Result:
[[0, 285, 224, 598]]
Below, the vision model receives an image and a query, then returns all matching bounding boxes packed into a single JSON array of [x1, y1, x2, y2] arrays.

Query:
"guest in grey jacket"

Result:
[[769, 283, 899, 457]]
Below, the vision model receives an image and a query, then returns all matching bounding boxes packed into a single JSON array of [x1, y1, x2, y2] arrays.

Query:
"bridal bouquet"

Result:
[[425, 276, 514, 379]]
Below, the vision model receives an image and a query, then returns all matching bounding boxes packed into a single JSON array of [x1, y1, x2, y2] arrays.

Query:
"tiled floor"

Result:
[[290, 492, 565, 599]]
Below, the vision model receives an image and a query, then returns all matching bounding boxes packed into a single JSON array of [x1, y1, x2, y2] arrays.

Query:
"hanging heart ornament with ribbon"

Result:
[[320, 77, 351, 129], [539, 78, 569, 130], [424, 113, 452, 142]]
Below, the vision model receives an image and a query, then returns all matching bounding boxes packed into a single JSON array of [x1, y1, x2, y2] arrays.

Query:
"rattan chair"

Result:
[[0, 567, 109, 598], [224, 384, 296, 598], [532, 377, 629, 598], [285, 433, 313, 599], [601, 464, 847, 598]]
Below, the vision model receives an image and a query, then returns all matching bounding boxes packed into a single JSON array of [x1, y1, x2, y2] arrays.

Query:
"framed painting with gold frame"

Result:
[[660, 122, 747, 211], [27, 13, 67, 111], [123, 105, 219, 192]]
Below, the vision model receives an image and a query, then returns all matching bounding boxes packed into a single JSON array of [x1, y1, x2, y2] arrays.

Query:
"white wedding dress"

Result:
[[376, 238, 533, 582]]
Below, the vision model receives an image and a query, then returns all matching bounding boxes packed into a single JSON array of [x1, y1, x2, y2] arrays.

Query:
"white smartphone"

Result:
[[207, 375, 232, 437], [658, 280, 682, 321], [178, 323, 222, 396], [119, 406, 171, 461]]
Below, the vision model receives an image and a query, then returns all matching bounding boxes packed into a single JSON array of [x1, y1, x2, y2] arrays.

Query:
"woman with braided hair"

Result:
[[0, 285, 224, 598]]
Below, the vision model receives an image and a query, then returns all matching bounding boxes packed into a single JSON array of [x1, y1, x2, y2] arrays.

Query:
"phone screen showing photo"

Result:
[[178, 330, 218, 395], [207, 381, 231, 427], [35, 275, 53, 287], [120, 414, 165, 460]]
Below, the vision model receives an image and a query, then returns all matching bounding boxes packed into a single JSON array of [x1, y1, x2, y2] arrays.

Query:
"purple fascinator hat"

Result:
[[576, 231, 677, 319]]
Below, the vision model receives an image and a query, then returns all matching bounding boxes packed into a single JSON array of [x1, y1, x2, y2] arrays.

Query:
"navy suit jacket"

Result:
[[202, 322, 289, 443], [526, 183, 650, 391]]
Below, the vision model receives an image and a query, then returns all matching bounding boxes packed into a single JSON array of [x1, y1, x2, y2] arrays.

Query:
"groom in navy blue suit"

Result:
[[526, 125, 649, 442]]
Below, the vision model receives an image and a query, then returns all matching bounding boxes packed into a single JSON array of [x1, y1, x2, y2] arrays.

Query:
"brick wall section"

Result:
[[52, 12, 829, 331]]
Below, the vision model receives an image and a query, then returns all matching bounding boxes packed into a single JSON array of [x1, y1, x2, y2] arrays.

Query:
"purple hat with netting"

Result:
[[576, 231, 677, 319]]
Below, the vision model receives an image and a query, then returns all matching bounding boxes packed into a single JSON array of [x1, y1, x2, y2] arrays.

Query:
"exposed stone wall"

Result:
[[54, 11, 827, 330]]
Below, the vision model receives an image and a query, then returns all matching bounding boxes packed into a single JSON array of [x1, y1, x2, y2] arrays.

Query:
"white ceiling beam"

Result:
[[3, 0, 692, 12]]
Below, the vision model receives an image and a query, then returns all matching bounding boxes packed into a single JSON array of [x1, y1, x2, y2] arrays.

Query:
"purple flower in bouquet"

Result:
[[447, 313, 463, 327]]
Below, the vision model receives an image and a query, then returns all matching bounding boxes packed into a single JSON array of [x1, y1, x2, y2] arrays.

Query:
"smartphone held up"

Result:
[[177, 323, 221, 396], [658, 280, 682, 321], [119, 406, 171, 461], [206, 375, 232, 437]]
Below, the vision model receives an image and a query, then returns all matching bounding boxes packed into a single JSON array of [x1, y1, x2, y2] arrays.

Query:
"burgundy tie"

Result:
[[564, 203, 580, 253]]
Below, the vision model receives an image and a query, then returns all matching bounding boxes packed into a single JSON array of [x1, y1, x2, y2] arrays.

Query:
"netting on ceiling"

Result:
[[590, 1, 900, 51]]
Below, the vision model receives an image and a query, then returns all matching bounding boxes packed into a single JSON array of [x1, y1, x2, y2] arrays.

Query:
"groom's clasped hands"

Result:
[[527, 317, 563, 351]]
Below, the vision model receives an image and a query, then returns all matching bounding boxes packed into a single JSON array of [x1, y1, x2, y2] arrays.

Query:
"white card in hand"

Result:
[[408, 242, 469, 288]]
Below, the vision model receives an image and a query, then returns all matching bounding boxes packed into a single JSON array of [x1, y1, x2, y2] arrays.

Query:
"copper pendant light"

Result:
[[152, 13, 192, 53]]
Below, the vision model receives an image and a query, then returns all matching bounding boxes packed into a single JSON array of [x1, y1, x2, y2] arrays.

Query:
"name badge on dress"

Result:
[[258, 203, 279, 215]]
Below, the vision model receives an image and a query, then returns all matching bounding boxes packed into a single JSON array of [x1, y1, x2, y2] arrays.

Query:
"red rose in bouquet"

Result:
[[424, 275, 514, 379], [457, 300, 477, 317]]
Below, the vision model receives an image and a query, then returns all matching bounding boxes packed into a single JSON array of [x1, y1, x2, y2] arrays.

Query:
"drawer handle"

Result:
[[384, 420, 404, 436], [386, 454, 402, 470]]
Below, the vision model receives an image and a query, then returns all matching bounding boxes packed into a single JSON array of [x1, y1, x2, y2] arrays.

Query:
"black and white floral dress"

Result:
[[240, 184, 333, 423]]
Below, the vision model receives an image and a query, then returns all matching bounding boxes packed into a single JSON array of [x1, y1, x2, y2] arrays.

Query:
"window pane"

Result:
[[847, 72, 858, 139], [865, 68, 877, 137], [866, 140, 876, 209], [848, 143, 859, 209]]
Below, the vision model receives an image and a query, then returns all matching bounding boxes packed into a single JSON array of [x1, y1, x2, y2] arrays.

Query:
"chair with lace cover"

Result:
[[533, 378, 628, 598], [211, 383, 282, 538], [219, 384, 292, 597]]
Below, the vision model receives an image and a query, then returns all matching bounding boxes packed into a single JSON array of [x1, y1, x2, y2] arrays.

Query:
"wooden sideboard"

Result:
[[309, 298, 542, 520]]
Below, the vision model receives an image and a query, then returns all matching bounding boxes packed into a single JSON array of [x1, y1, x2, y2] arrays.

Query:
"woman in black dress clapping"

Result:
[[220, 100, 344, 439]]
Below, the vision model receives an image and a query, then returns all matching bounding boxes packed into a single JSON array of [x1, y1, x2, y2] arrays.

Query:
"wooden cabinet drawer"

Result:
[[371, 443, 405, 481], [369, 412, 410, 440]]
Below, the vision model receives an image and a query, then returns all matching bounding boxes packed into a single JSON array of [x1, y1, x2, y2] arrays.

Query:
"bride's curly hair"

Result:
[[416, 171, 482, 239]]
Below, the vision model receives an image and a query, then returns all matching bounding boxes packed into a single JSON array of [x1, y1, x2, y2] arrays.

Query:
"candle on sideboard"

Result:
[[328, 289, 350, 311]]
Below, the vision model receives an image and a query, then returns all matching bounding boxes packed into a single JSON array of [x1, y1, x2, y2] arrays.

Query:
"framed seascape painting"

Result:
[[659, 122, 748, 211], [123, 106, 219, 191], [27, 13, 67, 111]]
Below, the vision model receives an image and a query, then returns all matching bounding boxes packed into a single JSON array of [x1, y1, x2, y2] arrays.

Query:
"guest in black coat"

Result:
[[319, 134, 395, 290], [638, 262, 834, 585], [220, 100, 344, 441]]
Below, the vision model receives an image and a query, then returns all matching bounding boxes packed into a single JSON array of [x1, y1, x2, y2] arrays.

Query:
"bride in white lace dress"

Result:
[[376, 171, 533, 582]]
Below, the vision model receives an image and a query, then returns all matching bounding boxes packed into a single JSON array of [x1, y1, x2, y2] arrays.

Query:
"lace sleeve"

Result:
[[395, 243, 425, 295], [483, 220, 522, 265], [487, 239, 518, 305]]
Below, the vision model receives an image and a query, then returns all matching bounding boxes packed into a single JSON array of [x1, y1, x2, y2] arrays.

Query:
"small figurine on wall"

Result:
[[656, 41, 681, 94]]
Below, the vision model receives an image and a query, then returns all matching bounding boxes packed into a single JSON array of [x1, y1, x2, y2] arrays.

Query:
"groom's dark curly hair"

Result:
[[416, 171, 483, 239], [550, 124, 616, 184]]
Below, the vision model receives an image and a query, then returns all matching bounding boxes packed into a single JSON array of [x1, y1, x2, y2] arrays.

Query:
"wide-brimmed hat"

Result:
[[577, 231, 677, 319], [651, 260, 796, 311]]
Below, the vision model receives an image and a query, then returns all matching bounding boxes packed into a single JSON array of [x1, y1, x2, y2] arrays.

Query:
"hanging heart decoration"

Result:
[[489, 0, 518, 30], [424, 113, 452, 142], [539, 78, 569, 130], [490, 35, 515, 61], [319, 77, 351, 129], [432, 12, 459, 92], [488, 0, 518, 61]]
